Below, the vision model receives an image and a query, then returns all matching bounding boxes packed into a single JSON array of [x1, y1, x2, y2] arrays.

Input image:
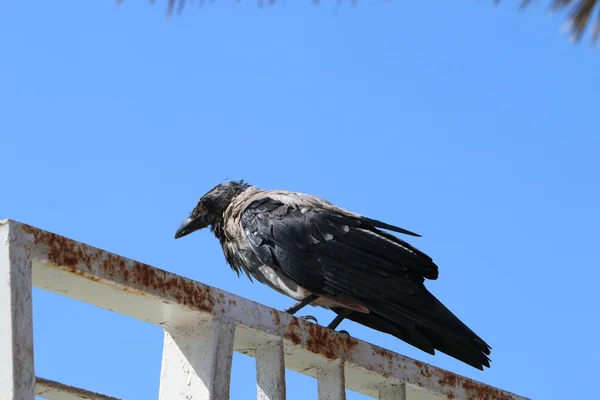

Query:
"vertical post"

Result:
[[256, 339, 286, 400], [158, 318, 235, 400], [379, 383, 407, 400], [317, 361, 345, 400], [0, 221, 35, 399]]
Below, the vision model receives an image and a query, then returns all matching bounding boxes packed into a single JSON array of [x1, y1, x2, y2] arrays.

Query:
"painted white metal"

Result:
[[379, 384, 407, 400], [317, 361, 346, 400], [35, 377, 121, 400], [256, 339, 286, 400], [158, 319, 235, 400], [0, 219, 530, 400], [0, 221, 35, 400]]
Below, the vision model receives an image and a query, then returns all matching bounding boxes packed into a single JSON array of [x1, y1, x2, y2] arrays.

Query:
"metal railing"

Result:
[[0, 219, 529, 400]]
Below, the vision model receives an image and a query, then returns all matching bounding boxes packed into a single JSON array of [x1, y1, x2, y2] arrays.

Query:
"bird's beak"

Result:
[[174, 213, 209, 239]]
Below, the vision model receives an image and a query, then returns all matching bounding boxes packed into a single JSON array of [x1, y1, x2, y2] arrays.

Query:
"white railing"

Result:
[[0, 219, 529, 400]]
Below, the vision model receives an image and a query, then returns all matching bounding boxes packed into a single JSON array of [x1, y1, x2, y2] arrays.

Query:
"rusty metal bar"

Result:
[[1, 219, 530, 400], [35, 377, 121, 400]]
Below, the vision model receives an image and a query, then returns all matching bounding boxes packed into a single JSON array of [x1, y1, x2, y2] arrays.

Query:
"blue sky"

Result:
[[2, 1, 599, 399]]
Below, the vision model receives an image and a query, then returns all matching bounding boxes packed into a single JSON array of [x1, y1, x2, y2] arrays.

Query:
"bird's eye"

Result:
[[201, 198, 210, 207]]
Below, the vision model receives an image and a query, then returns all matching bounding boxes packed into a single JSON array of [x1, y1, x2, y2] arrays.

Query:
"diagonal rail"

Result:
[[35, 377, 121, 400]]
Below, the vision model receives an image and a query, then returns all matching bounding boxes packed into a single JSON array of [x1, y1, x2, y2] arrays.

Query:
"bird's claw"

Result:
[[338, 330, 350, 335], [300, 315, 318, 324]]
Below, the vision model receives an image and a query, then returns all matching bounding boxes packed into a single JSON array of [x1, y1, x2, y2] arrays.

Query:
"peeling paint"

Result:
[[3, 219, 529, 400]]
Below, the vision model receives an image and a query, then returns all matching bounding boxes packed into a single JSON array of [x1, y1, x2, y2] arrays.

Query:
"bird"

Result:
[[174, 180, 491, 370]]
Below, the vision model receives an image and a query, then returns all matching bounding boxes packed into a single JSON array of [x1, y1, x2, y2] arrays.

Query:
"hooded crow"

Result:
[[175, 180, 491, 370]]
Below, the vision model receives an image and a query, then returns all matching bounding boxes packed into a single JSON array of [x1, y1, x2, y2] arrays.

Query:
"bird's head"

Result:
[[174, 180, 251, 239]]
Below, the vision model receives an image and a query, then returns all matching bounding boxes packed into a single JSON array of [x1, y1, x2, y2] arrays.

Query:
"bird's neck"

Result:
[[210, 218, 245, 276], [210, 218, 227, 244], [209, 186, 262, 265]]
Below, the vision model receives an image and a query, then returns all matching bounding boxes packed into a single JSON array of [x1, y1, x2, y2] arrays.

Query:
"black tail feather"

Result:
[[331, 289, 492, 370], [360, 216, 422, 237]]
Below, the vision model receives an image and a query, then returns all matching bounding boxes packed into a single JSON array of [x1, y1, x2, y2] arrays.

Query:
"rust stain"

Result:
[[305, 323, 358, 360], [344, 335, 359, 351], [282, 315, 358, 361], [462, 380, 513, 400], [23, 225, 217, 313], [289, 316, 300, 328], [21, 224, 520, 400], [421, 364, 432, 378], [374, 346, 399, 371], [306, 323, 337, 360], [413, 360, 433, 378], [270, 309, 281, 326], [284, 330, 301, 345], [374, 347, 393, 360], [438, 371, 458, 387], [436, 369, 515, 400], [283, 316, 302, 346]]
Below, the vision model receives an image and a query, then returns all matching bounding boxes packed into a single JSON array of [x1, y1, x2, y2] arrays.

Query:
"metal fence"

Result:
[[0, 219, 529, 400]]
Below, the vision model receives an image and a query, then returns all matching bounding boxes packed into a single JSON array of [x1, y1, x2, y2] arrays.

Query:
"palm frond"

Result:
[[131, 0, 600, 44], [514, 0, 600, 42]]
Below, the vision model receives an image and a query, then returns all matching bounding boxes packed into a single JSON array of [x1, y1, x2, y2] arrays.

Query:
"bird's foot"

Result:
[[284, 294, 319, 315], [338, 330, 350, 336], [300, 315, 318, 324]]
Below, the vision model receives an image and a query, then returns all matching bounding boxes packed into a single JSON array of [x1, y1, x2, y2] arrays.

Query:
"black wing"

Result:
[[240, 196, 491, 369]]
